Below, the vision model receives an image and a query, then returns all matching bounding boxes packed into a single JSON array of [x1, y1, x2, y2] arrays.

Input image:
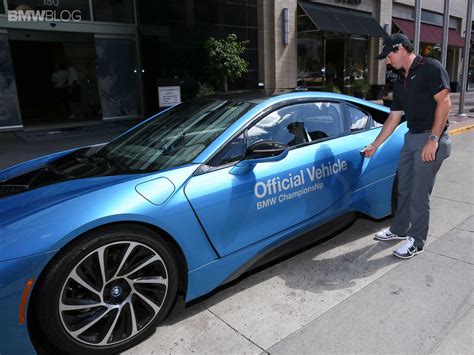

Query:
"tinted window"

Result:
[[209, 133, 245, 167], [93, 0, 134, 23], [0, 34, 22, 127], [247, 102, 344, 148]]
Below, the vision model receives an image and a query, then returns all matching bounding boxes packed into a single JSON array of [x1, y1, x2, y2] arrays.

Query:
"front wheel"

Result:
[[31, 225, 178, 354]]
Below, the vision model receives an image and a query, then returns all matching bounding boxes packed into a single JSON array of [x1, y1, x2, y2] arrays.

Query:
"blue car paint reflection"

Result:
[[0, 92, 406, 354]]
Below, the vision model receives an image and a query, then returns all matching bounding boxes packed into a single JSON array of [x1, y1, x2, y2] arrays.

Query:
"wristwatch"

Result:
[[428, 134, 439, 142]]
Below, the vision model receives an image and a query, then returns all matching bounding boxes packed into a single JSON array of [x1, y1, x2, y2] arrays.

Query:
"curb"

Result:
[[449, 124, 474, 136]]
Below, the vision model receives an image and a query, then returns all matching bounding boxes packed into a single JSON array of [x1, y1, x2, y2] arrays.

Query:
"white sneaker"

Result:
[[393, 237, 424, 259], [374, 228, 407, 241]]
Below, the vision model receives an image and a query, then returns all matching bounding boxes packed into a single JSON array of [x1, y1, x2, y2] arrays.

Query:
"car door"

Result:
[[184, 101, 369, 257]]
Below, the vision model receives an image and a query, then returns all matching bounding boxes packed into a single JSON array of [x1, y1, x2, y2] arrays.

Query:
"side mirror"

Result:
[[245, 140, 288, 160], [230, 140, 288, 175]]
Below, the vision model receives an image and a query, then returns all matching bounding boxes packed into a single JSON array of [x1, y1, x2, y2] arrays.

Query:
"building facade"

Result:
[[0, 0, 258, 131], [261, 0, 469, 97], [0, 0, 471, 132]]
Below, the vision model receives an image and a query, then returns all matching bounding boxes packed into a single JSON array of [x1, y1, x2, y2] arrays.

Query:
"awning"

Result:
[[392, 18, 465, 47], [298, 1, 388, 38]]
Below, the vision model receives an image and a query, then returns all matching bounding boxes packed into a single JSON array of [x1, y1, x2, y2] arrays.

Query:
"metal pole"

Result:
[[414, 0, 422, 55], [441, 0, 451, 67], [458, 0, 473, 115], [133, 0, 145, 118]]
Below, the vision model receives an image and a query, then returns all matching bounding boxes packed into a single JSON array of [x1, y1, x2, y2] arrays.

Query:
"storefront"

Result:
[[391, 17, 464, 91], [296, 1, 387, 97], [0, 0, 258, 131], [0, 0, 140, 131]]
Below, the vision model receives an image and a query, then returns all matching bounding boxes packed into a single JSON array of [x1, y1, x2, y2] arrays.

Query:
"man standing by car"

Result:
[[361, 33, 451, 259]]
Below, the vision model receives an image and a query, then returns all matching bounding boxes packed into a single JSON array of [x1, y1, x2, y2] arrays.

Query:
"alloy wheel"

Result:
[[58, 241, 169, 346]]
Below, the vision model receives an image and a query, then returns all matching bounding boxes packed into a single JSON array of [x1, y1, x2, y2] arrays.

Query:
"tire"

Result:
[[391, 172, 399, 215], [31, 224, 178, 354]]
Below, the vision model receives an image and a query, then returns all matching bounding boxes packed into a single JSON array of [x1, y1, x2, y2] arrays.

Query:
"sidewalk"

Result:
[[269, 217, 473, 354]]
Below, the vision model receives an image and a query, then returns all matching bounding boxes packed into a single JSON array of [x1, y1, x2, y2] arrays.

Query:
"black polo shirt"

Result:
[[391, 55, 450, 130]]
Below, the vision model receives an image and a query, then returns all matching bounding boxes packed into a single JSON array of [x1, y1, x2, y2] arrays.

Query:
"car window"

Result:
[[247, 102, 344, 148], [347, 105, 370, 131], [208, 133, 245, 167]]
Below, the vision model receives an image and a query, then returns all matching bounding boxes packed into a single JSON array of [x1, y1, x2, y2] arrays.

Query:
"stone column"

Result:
[[371, 0, 393, 98], [258, 0, 297, 93]]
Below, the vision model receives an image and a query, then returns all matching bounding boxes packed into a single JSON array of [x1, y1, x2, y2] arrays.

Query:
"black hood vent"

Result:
[[0, 147, 133, 199], [0, 184, 29, 197]]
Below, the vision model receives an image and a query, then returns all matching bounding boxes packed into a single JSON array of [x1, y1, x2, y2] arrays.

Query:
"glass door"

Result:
[[94, 35, 139, 120], [344, 37, 368, 98], [0, 31, 22, 130]]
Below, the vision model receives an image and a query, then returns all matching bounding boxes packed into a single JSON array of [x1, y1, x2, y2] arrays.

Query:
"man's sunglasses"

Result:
[[391, 43, 403, 53]]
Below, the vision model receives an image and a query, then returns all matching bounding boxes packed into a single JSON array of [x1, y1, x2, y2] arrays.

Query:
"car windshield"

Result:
[[97, 99, 255, 172]]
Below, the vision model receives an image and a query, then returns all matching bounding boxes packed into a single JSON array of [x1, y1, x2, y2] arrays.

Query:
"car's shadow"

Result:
[[158, 215, 401, 328]]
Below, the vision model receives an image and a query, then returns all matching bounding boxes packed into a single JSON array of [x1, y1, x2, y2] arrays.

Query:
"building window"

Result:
[[138, 0, 258, 115], [1, 1, 5, 14], [297, 34, 368, 97], [420, 43, 441, 60], [0, 34, 22, 127], [92, 0, 134, 24], [409, 9, 459, 30], [7, 0, 91, 21], [297, 37, 325, 90], [95, 38, 139, 118], [344, 37, 368, 97], [137, 0, 168, 26]]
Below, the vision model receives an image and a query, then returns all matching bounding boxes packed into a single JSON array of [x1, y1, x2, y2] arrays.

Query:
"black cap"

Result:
[[376, 33, 412, 59]]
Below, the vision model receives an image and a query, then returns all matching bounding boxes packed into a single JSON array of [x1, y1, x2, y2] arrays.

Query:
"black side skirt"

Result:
[[223, 212, 357, 285]]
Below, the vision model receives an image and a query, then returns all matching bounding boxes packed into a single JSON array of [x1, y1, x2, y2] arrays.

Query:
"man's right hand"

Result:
[[360, 143, 377, 157]]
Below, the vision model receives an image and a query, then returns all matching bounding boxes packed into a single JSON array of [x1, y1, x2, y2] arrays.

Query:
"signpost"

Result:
[[158, 86, 181, 108]]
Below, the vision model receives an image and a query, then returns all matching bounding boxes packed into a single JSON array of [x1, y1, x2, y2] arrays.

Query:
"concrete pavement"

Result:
[[123, 131, 473, 354]]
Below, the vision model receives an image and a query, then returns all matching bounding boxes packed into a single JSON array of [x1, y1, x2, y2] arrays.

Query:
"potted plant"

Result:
[[352, 79, 371, 99], [204, 34, 249, 93]]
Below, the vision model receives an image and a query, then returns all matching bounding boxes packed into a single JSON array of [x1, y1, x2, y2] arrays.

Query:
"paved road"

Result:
[[124, 132, 473, 354]]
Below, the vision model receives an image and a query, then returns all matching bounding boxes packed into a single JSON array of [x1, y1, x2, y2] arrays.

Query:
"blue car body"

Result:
[[0, 92, 406, 354]]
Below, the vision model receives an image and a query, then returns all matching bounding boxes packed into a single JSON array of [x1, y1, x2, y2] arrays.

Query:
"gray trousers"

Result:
[[390, 131, 451, 248]]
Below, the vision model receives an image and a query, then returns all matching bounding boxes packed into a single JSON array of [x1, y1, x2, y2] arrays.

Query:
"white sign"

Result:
[[158, 86, 181, 107]]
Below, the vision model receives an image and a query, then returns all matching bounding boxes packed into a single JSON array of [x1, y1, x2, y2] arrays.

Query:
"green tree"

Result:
[[204, 34, 249, 93]]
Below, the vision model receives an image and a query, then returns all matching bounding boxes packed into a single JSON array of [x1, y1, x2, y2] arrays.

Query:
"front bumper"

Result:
[[0, 250, 57, 355]]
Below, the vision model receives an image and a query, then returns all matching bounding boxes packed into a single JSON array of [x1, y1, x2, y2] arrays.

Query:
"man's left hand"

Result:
[[421, 140, 438, 162]]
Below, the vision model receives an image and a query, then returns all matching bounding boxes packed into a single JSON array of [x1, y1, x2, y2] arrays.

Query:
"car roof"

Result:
[[197, 90, 386, 111]]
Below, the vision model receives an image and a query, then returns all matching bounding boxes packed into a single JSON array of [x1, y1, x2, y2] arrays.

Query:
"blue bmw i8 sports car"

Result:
[[0, 92, 406, 354]]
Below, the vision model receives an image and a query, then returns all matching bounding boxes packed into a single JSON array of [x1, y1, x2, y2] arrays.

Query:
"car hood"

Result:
[[0, 172, 149, 227], [0, 146, 193, 226], [0, 160, 200, 262]]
